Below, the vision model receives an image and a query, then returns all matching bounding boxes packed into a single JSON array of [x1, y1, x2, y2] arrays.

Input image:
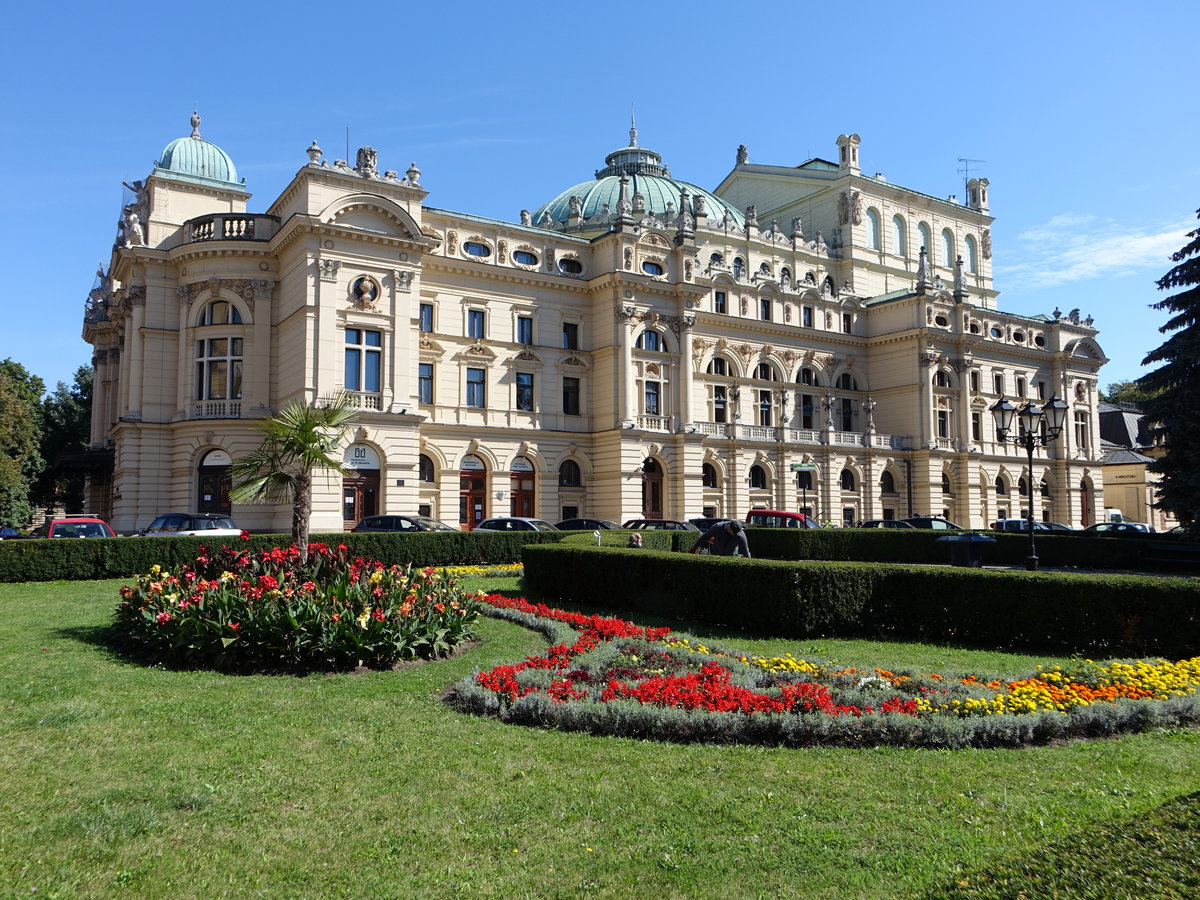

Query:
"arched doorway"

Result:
[[197, 450, 232, 516], [510, 456, 536, 518], [342, 443, 380, 530], [459, 454, 487, 531], [641, 458, 663, 519]]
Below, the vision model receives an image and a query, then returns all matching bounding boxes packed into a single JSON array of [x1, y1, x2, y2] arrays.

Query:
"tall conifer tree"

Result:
[[1139, 210, 1200, 525]]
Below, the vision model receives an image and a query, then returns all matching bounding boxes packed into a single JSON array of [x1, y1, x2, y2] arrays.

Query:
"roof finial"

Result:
[[629, 107, 638, 148], [190, 109, 202, 140]]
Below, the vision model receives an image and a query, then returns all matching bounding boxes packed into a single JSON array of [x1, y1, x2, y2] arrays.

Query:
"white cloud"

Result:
[[996, 214, 1192, 290]]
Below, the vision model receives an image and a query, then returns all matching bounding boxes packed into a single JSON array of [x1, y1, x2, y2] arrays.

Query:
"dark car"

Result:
[[622, 519, 699, 531], [0, 527, 26, 539], [855, 519, 915, 529], [901, 516, 963, 530], [689, 517, 733, 531], [352, 515, 457, 533], [141, 513, 242, 537], [555, 518, 620, 531], [1081, 522, 1151, 536], [31, 517, 116, 539], [474, 517, 559, 532]]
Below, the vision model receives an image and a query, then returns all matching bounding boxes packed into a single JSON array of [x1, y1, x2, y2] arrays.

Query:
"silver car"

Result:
[[141, 513, 242, 537]]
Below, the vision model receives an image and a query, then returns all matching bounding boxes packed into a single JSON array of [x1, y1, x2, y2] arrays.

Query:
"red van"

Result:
[[744, 510, 817, 529]]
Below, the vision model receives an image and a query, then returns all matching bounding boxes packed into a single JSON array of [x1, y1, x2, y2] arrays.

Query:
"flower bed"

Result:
[[448, 595, 1200, 748], [113, 542, 481, 673]]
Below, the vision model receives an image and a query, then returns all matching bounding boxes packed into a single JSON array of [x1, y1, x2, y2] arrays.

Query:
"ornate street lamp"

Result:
[[990, 395, 1069, 570]]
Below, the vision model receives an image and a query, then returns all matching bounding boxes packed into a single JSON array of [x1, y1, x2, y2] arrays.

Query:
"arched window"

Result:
[[941, 473, 952, 494], [780, 267, 791, 287], [865, 209, 880, 250], [965, 235, 978, 273], [880, 470, 896, 493], [837, 373, 857, 391], [995, 475, 1008, 496], [759, 262, 771, 277], [418, 454, 435, 482], [635, 329, 666, 352], [918, 223, 932, 258], [1040, 478, 1051, 497], [733, 257, 744, 279], [749, 464, 767, 490], [933, 370, 949, 388], [798, 367, 817, 386], [1018, 476, 1029, 497], [755, 363, 776, 381], [707, 357, 727, 376], [710, 252, 723, 266], [840, 468, 856, 491], [941, 229, 954, 267], [558, 459, 582, 487], [892, 215, 907, 257], [199, 299, 242, 325], [702, 463, 718, 488]]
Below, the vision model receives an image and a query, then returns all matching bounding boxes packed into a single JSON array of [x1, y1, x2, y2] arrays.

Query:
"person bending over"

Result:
[[689, 520, 751, 557]]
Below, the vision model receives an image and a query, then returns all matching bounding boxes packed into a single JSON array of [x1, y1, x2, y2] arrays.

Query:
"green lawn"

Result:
[[2, 577, 1197, 899]]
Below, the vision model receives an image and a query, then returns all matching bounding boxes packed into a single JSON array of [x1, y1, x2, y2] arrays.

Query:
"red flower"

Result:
[[240, 530, 250, 541], [155, 611, 172, 624], [229, 622, 240, 631]]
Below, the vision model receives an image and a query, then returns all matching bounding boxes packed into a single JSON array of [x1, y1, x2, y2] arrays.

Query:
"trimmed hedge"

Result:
[[522, 544, 1200, 658], [0, 530, 561, 583]]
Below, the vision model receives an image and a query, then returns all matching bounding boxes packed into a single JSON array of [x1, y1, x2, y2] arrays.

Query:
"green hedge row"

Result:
[[521, 545, 1200, 658], [0, 531, 561, 583]]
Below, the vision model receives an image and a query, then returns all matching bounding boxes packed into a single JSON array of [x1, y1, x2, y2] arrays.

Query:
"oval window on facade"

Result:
[[642, 261, 664, 276], [514, 250, 538, 266], [558, 258, 583, 275], [990, 326, 1003, 339], [934, 315, 949, 327], [1013, 331, 1025, 343], [1034, 334, 1046, 347], [463, 241, 491, 257]]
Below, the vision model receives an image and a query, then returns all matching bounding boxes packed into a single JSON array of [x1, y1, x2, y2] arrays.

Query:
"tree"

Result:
[[229, 393, 358, 562], [1099, 379, 1163, 408], [0, 360, 45, 528], [33, 366, 93, 512], [1139, 209, 1200, 526]]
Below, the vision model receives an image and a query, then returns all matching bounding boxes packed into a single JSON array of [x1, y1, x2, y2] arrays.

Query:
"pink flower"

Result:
[[155, 612, 172, 624], [229, 622, 239, 631]]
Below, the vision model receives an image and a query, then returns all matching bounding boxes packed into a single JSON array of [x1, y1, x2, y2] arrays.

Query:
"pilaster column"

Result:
[[616, 302, 638, 426]]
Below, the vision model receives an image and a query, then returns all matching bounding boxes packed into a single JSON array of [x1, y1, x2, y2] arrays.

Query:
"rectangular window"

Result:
[[515, 372, 534, 411], [759, 298, 771, 321], [418, 363, 433, 404], [971, 411, 982, 441], [993, 373, 1004, 395], [937, 409, 950, 438], [970, 371, 980, 392], [713, 385, 727, 423], [644, 381, 660, 416], [344, 329, 381, 393], [195, 337, 244, 401], [1074, 411, 1089, 449], [466, 367, 486, 408], [562, 322, 579, 350], [1016, 377, 1026, 397], [563, 376, 580, 415], [758, 390, 773, 426], [1037, 380, 1046, 400], [419, 303, 434, 333], [840, 398, 853, 431], [467, 309, 486, 340], [801, 393, 814, 429], [517, 316, 533, 345], [842, 312, 853, 333], [714, 290, 727, 314], [802, 306, 814, 328]]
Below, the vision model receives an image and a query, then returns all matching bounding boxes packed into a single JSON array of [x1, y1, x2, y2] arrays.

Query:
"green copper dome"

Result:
[[154, 111, 242, 187], [531, 123, 745, 231]]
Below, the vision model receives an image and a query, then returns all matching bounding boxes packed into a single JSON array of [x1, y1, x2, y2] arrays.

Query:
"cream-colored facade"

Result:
[[83, 118, 1108, 533]]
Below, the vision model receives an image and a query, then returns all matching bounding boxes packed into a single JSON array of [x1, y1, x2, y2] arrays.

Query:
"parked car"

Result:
[[555, 518, 620, 531], [352, 515, 457, 533], [474, 517, 559, 532], [622, 519, 699, 531], [900, 516, 963, 530], [689, 517, 732, 531], [140, 513, 242, 537], [855, 519, 915, 529], [1081, 522, 1152, 535], [0, 527, 27, 539], [31, 517, 116, 539], [1041, 521, 1075, 532], [744, 510, 817, 529], [989, 518, 1049, 532]]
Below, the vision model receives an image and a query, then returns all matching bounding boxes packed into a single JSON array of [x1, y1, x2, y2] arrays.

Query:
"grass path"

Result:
[[1, 578, 1197, 898]]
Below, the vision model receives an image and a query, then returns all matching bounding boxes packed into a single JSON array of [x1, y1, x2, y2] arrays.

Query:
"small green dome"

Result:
[[154, 112, 241, 187], [531, 123, 744, 231]]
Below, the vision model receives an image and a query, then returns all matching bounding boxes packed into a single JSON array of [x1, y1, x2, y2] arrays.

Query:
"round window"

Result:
[[934, 315, 949, 327], [464, 241, 491, 257], [514, 250, 538, 266], [1034, 334, 1046, 347], [990, 326, 1003, 339], [642, 261, 664, 276], [1013, 331, 1025, 343], [558, 258, 583, 275]]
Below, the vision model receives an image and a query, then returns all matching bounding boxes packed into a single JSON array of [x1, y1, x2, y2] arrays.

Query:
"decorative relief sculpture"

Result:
[[498, 240, 508, 264], [981, 228, 992, 260], [745, 205, 758, 228], [684, 258, 693, 280], [736, 144, 749, 165], [318, 259, 341, 282], [693, 195, 706, 218], [624, 248, 633, 269], [568, 196, 583, 218], [123, 211, 145, 248], [520, 209, 532, 226], [615, 302, 640, 322], [393, 270, 413, 292], [351, 276, 379, 310], [355, 147, 378, 177], [740, 297, 748, 315], [447, 232, 458, 256]]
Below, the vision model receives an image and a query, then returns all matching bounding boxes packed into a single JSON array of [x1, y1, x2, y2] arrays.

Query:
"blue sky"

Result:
[[2, 0, 1196, 394]]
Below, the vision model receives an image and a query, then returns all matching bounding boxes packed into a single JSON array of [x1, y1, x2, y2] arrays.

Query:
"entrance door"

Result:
[[641, 458, 663, 519], [460, 470, 487, 530], [342, 471, 379, 530], [197, 466, 231, 516]]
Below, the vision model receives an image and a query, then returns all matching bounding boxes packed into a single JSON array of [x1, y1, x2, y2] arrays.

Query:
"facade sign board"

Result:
[[343, 444, 380, 470]]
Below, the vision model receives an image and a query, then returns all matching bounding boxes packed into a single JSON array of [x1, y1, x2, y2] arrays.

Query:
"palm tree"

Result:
[[230, 393, 359, 562]]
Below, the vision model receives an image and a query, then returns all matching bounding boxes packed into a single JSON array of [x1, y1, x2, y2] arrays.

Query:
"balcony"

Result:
[[192, 400, 242, 419], [635, 414, 672, 431], [694, 421, 910, 449], [185, 213, 280, 244], [347, 392, 383, 411]]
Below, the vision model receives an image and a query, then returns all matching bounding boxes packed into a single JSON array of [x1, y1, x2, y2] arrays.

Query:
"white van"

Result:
[[989, 518, 1048, 532]]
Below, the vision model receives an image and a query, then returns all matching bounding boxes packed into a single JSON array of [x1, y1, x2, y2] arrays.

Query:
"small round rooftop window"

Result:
[[514, 250, 538, 266], [642, 261, 664, 276], [464, 241, 491, 258], [558, 258, 583, 275]]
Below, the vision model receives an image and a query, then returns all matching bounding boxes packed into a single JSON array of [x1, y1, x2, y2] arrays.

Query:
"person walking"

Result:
[[688, 520, 751, 557]]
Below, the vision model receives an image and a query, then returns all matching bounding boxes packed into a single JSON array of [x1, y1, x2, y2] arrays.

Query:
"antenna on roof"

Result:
[[957, 157, 986, 202], [346, 126, 350, 163]]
